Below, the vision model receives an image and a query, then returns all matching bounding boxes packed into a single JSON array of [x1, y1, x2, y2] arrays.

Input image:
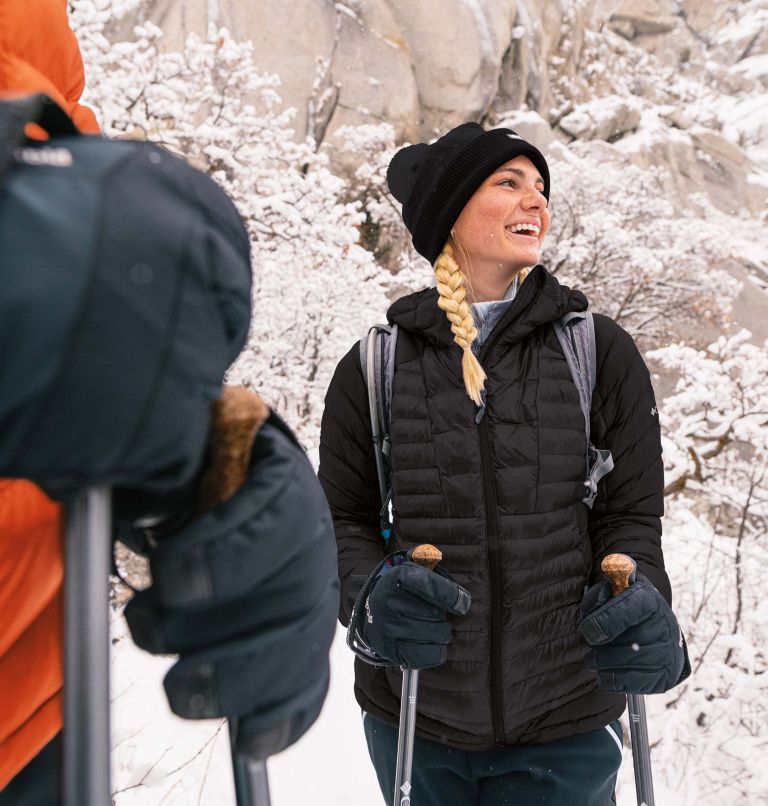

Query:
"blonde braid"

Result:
[[434, 242, 487, 406]]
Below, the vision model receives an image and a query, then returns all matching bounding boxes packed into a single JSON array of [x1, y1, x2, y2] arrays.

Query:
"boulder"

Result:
[[321, 0, 420, 171], [679, 0, 729, 37], [494, 109, 559, 154], [107, 0, 208, 43], [385, 0, 518, 136], [216, 0, 339, 142], [614, 116, 765, 216], [558, 95, 642, 141], [607, 0, 679, 39]]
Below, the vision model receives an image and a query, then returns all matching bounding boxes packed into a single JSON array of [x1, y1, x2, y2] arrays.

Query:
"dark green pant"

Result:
[[363, 713, 623, 806]]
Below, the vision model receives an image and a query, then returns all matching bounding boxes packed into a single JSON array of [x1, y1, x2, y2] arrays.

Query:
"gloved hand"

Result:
[[362, 558, 471, 670], [122, 413, 340, 759], [579, 575, 690, 694]]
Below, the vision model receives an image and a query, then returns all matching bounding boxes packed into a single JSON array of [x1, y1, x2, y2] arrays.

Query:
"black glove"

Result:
[[123, 415, 340, 758], [579, 575, 690, 694], [361, 558, 471, 670]]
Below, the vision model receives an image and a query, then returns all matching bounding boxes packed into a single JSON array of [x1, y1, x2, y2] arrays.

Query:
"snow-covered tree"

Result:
[[642, 332, 768, 804], [542, 152, 743, 347], [71, 2, 391, 445]]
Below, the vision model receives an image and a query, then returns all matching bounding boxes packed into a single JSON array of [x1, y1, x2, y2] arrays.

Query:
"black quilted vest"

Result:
[[356, 266, 624, 749]]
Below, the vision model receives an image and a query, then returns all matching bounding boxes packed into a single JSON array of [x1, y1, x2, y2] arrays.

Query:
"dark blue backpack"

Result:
[[0, 94, 252, 500]]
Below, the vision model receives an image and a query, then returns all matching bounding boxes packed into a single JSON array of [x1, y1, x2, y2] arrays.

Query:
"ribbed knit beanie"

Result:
[[386, 122, 550, 264]]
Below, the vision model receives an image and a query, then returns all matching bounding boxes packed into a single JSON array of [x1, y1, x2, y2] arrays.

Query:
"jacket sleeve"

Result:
[[588, 314, 671, 603], [318, 342, 386, 626]]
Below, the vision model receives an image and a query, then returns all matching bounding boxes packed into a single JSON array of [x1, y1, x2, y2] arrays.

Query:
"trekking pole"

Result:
[[601, 554, 656, 806], [63, 486, 112, 806], [393, 544, 443, 806], [200, 386, 271, 806], [230, 719, 271, 806]]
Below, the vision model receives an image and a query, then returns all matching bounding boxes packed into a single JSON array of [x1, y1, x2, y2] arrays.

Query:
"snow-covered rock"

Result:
[[606, 0, 678, 39], [558, 94, 642, 141]]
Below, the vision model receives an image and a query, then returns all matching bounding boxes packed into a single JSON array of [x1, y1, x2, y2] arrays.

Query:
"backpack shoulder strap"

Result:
[[551, 311, 592, 439], [551, 311, 613, 508], [360, 324, 398, 541]]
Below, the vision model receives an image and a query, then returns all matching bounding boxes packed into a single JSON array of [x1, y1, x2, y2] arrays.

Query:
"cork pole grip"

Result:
[[197, 385, 270, 514], [601, 553, 637, 598], [410, 544, 443, 572]]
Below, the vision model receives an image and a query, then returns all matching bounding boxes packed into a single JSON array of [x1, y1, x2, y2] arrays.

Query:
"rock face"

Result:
[[116, 0, 519, 143], [104, 0, 768, 341], [384, 0, 519, 137], [324, 0, 420, 144], [497, 0, 562, 118]]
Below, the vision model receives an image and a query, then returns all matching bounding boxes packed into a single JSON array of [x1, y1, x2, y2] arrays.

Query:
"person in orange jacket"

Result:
[[0, 0, 99, 799]]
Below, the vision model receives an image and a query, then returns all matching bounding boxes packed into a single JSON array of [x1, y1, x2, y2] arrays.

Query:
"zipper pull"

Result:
[[474, 388, 488, 424]]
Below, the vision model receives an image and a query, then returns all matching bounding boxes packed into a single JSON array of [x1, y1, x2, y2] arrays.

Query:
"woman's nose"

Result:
[[520, 188, 546, 210]]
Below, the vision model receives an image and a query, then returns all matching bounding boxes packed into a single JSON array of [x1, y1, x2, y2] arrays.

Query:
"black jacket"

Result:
[[319, 265, 668, 750]]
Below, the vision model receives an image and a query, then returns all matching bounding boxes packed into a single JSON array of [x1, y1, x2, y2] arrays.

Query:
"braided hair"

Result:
[[434, 242, 486, 406], [434, 241, 530, 406]]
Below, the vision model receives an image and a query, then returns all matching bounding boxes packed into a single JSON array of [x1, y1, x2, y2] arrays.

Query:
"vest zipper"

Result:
[[470, 269, 543, 744], [478, 413, 505, 744]]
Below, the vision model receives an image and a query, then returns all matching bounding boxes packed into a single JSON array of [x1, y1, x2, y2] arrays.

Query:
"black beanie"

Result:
[[386, 122, 550, 264]]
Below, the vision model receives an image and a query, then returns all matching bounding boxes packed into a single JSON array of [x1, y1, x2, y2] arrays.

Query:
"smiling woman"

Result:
[[318, 122, 690, 806], [452, 157, 551, 298]]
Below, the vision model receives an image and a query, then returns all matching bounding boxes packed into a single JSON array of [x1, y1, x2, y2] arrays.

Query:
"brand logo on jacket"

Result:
[[15, 147, 73, 167]]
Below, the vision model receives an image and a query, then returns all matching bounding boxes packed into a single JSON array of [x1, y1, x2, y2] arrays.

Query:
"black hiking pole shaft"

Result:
[[601, 555, 655, 806], [393, 669, 419, 806], [230, 718, 272, 806], [63, 487, 112, 806], [392, 545, 443, 806], [628, 693, 655, 806]]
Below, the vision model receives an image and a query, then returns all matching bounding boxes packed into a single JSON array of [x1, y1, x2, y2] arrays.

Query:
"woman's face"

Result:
[[451, 155, 551, 279]]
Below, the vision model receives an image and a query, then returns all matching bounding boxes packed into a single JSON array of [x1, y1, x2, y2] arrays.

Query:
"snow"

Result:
[[112, 619, 381, 805]]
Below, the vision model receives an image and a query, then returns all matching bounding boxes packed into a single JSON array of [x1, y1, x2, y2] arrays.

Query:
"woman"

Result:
[[318, 123, 689, 805]]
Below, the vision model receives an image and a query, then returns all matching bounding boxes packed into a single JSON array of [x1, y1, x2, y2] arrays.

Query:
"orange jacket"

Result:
[[0, 482, 63, 789], [0, 0, 99, 133], [0, 0, 99, 789]]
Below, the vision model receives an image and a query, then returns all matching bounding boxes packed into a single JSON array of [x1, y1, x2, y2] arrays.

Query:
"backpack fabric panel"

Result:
[[0, 115, 252, 498]]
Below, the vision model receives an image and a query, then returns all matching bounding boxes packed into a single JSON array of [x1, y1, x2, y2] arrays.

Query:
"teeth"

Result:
[[506, 223, 540, 236]]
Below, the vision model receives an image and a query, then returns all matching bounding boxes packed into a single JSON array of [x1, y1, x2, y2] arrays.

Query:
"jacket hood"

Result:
[[0, 0, 99, 133], [387, 265, 588, 352]]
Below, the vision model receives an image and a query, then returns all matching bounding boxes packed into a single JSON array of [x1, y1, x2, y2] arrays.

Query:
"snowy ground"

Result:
[[112, 617, 380, 805], [112, 616, 685, 806]]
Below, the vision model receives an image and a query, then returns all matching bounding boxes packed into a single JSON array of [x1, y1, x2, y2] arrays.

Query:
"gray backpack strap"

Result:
[[360, 324, 398, 542], [551, 311, 614, 509]]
